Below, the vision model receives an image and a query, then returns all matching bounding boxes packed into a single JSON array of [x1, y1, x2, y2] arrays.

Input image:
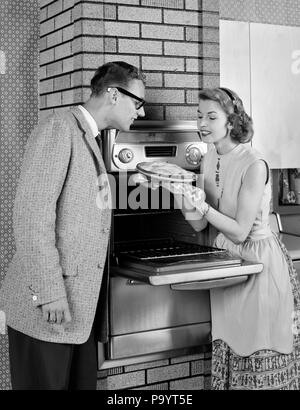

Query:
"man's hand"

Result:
[[41, 297, 71, 325]]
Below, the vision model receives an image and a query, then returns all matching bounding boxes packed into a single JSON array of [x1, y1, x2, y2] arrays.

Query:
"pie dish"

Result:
[[136, 161, 196, 183]]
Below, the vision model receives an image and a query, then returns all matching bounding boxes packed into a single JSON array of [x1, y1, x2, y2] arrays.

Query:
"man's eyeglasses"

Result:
[[107, 86, 145, 110]]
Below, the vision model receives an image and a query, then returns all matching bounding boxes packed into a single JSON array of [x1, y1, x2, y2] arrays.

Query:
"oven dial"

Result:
[[118, 148, 134, 163], [185, 145, 202, 165]]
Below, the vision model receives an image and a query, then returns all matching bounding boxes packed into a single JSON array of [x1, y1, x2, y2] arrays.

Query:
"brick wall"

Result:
[[39, 0, 220, 120], [97, 352, 212, 390], [38, 0, 219, 391]]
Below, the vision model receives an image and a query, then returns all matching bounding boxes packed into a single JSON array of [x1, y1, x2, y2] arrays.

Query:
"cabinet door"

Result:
[[220, 20, 300, 169], [220, 20, 251, 114], [250, 23, 300, 168]]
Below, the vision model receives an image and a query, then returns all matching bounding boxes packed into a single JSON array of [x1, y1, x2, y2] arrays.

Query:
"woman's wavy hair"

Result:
[[198, 87, 254, 143]]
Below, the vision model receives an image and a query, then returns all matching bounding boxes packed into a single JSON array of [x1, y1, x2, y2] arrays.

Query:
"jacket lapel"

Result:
[[70, 106, 104, 168]]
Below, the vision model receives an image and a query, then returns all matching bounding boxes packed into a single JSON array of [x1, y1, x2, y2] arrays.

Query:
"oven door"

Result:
[[112, 261, 263, 289]]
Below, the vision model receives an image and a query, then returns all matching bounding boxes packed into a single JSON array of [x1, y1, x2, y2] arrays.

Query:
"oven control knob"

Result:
[[186, 145, 202, 165], [118, 148, 133, 163]]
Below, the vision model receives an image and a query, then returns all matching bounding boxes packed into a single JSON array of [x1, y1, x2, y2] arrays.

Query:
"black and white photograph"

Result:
[[1, 0, 300, 393]]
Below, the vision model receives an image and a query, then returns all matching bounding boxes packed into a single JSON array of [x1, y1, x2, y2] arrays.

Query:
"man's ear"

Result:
[[111, 88, 118, 105]]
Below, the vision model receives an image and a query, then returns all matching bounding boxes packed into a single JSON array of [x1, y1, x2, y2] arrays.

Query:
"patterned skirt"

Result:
[[211, 238, 300, 390]]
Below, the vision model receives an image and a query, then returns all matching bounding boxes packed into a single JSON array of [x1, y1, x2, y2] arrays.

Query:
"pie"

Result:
[[136, 161, 196, 183]]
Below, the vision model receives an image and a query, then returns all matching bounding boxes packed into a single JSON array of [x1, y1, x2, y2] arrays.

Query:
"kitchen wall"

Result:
[[0, 0, 40, 391]]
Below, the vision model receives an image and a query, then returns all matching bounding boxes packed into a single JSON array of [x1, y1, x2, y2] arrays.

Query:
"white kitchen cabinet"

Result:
[[220, 20, 300, 169]]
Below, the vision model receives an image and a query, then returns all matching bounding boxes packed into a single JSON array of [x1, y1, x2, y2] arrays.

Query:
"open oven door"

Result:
[[112, 261, 263, 289]]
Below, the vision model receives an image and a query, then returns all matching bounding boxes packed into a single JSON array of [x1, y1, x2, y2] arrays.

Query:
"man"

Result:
[[0, 61, 146, 390]]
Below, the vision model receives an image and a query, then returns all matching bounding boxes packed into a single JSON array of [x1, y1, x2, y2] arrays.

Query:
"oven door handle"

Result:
[[170, 274, 248, 290]]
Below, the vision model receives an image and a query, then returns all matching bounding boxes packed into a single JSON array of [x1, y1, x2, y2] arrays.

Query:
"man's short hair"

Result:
[[90, 61, 146, 96]]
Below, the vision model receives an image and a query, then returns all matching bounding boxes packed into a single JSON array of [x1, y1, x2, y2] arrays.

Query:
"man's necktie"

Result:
[[96, 132, 103, 153]]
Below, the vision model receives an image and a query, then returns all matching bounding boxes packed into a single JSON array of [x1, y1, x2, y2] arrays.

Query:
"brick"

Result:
[[40, 19, 55, 37], [55, 42, 72, 60], [100, 371, 145, 390], [63, 0, 74, 10], [143, 72, 163, 87], [40, 78, 54, 94], [40, 48, 55, 66], [47, 92, 62, 107], [142, 56, 184, 71], [40, 8, 47, 22], [204, 375, 211, 389], [119, 39, 162, 55], [186, 58, 219, 73], [104, 54, 140, 67], [102, 22, 139, 38], [118, 6, 162, 23], [107, 366, 123, 376], [39, 95, 47, 109], [71, 71, 83, 87], [81, 3, 104, 19], [143, 105, 164, 120], [54, 74, 71, 90], [185, 0, 201, 10], [133, 382, 169, 390], [39, 66, 47, 80], [203, 0, 219, 12], [204, 358, 212, 374], [104, 5, 117, 19], [147, 89, 184, 104], [202, 12, 219, 27], [186, 27, 219, 42], [40, 37, 47, 51], [40, 0, 55, 7], [54, 10, 72, 29], [62, 89, 75, 105], [47, 60, 63, 77], [47, 0, 63, 19], [81, 37, 105, 53], [142, 24, 184, 40], [164, 10, 200, 25], [104, 37, 117, 53], [165, 41, 201, 57], [147, 363, 189, 383], [202, 74, 219, 88], [164, 73, 200, 88], [46, 30, 63, 48], [202, 43, 219, 58], [186, 89, 200, 104], [170, 375, 205, 390], [62, 56, 74, 73], [81, 54, 106, 70], [124, 359, 169, 373], [72, 36, 83, 55], [191, 359, 204, 375], [165, 105, 197, 120], [141, 0, 184, 8], [63, 25, 74, 42]]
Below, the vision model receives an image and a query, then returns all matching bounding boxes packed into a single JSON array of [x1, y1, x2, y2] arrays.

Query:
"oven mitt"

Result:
[[130, 173, 160, 190], [163, 182, 208, 217]]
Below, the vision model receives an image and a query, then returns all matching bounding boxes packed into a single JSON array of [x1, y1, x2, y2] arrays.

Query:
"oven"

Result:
[[100, 121, 263, 362]]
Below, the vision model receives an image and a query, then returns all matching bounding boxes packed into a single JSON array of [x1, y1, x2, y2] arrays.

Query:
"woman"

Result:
[[168, 87, 300, 390]]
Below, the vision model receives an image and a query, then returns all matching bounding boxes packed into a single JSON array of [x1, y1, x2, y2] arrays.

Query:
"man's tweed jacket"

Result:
[[0, 107, 112, 344]]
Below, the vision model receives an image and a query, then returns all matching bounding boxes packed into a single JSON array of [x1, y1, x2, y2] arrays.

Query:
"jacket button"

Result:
[[98, 263, 103, 269], [102, 228, 110, 233], [32, 295, 38, 301]]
